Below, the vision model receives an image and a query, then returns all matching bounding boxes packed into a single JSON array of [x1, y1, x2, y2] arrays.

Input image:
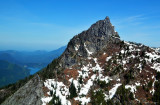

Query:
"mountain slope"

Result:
[[0, 53, 18, 65], [1, 75, 44, 105], [0, 60, 30, 87], [1, 17, 160, 105]]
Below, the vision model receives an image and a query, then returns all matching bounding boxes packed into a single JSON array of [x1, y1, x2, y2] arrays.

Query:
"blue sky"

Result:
[[0, 0, 160, 51]]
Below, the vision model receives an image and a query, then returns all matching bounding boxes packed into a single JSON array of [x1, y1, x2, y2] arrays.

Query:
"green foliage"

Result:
[[136, 86, 140, 90], [50, 90, 53, 96], [120, 41, 124, 48], [126, 51, 131, 56], [69, 80, 77, 99], [152, 81, 160, 105], [118, 52, 122, 59], [112, 65, 122, 75], [140, 51, 145, 57], [144, 55, 149, 59], [156, 72, 160, 80], [126, 46, 130, 51], [40, 58, 59, 80], [148, 81, 153, 89], [79, 76, 83, 84], [97, 80, 107, 88], [135, 51, 139, 56], [91, 89, 106, 105], [78, 85, 81, 93], [129, 92, 134, 100], [49, 92, 61, 105], [157, 58, 160, 63], [105, 66, 110, 72], [116, 84, 130, 105], [143, 85, 149, 92], [109, 65, 122, 76], [113, 59, 117, 64], [142, 60, 146, 69], [115, 101, 121, 105], [124, 69, 134, 84], [151, 59, 154, 63], [106, 99, 114, 105]]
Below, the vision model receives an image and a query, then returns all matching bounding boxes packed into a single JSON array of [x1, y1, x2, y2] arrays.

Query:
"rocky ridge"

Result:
[[1, 17, 160, 105], [1, 75, 44, 105], [59, 16, 120, 68]]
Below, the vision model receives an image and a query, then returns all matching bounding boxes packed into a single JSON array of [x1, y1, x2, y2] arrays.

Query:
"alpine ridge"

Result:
[[1, 17, 160, 105]]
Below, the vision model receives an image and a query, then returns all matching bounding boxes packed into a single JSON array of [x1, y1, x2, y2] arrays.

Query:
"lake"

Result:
[[28, 67, 41, 75]]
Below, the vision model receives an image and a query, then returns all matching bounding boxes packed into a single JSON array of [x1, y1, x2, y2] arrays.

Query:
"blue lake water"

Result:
[[28, 67, 41, 75]]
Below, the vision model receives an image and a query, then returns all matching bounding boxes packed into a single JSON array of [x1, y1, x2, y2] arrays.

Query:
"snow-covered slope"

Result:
[[41, 40, 160, 105]]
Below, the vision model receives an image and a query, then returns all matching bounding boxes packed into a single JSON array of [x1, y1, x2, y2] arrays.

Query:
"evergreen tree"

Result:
[[91, 89, 106, 105], [69, 80, 77, 99], [49, 92, 61, 105], [116, 84, 130, 105], [79, 76, 83, 84], [153, 81, 160, 105]]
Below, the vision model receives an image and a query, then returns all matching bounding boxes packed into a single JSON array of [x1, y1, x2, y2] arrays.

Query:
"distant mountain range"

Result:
[[0, 46, 66, 68], [0, 60, 30, 87], [0, 46, 66, 88]]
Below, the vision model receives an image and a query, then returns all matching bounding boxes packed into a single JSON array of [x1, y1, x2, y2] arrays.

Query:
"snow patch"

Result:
[[137, 64, 142, 73], [146, 52, 160, 61], [75, 44, 80, 51], [106, 56, 112, 61], [151, 63, 160, 72], [42, 79, 71, 105], [84, 43, 93, 56], [150, 77, 156, 95], [105, 83, 122, 100], [125, 85, 137, 93], [135, 82, 141, 86], [121, 50, 125, 54], [41, 97, 52, 105], [79, 75, 95, 96], [117, 79, 120, 81], [125, 84, 137, 98], [92, 58, 104, 73], [75, 97, 90, 105]]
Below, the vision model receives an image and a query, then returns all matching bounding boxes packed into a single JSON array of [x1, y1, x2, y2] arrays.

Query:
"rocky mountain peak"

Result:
[[105, 16, 110, 22], [59, 17, 120, 68], [88, 16, 118, 38]]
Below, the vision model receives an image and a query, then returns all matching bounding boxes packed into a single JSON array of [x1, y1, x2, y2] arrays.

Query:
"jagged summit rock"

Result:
[[88, 16, 118, 38], [105, 16, 110, 22], [60, 17, 120, 67]]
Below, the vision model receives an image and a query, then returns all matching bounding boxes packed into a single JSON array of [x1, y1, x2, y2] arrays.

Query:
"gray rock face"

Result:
[[1, 75, 44, 105], [60, 16, 120, 68]]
